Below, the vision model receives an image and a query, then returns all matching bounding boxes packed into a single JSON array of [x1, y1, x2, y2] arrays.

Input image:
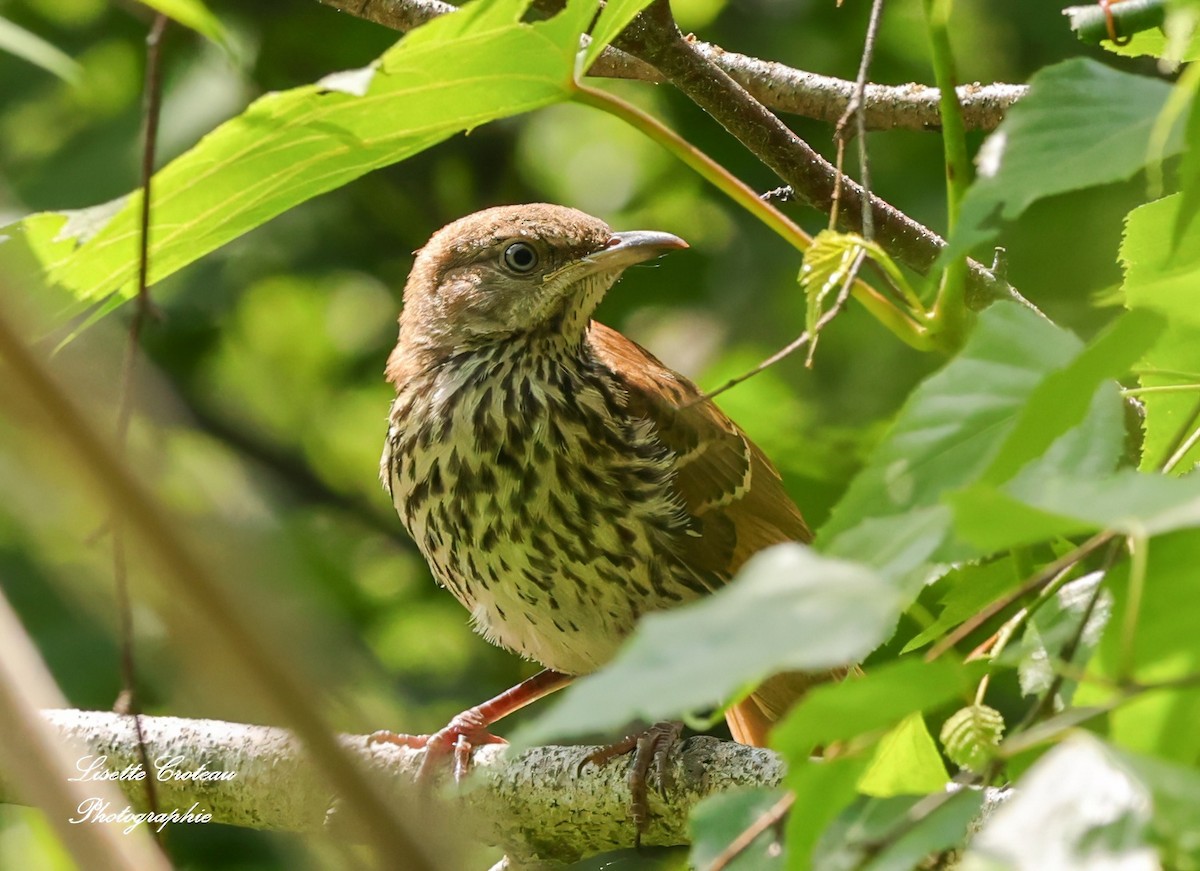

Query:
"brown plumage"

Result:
[[379, 204, 822, 768]]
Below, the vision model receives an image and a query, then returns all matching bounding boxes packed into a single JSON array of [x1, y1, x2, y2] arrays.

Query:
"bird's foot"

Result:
[[368, 707, 507, 782], [579, 721, 684, 845]]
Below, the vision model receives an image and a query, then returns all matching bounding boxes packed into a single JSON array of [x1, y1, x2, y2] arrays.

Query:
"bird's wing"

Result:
[[588, 322, 819, 746], [588, 321, 811, 571]]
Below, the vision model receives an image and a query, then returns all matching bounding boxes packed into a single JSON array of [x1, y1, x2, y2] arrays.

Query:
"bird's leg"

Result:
[[580, 720, 684, 845], [369, 668, 572, 781]]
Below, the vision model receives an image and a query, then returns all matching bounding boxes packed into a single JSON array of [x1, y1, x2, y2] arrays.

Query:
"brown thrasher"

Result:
[[378, 204, 819, 788]]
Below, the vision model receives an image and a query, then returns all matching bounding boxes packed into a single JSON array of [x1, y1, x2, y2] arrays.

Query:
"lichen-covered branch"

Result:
[[316, 0, 1025, 132], [3, 710, 785, 868]]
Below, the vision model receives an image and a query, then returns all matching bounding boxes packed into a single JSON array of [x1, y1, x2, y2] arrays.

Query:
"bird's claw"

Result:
[[579, 721, 683, 845], [368, 708, 507, 782]]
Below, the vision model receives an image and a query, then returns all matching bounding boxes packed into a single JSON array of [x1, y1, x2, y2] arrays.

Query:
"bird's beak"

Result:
[[584, 230, 689, 273]]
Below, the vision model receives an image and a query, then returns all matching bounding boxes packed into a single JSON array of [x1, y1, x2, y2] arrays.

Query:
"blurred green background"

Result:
[[0, 0, 1155, 866]]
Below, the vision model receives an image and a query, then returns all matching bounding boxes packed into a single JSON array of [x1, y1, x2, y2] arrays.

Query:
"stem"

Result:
[[109, 12, 170, 827], [1123, 383, 1200, 397], [573, 87, 804, 250], [572, 83, 933, 351], [1118, 534, 1147, 683], [705, 791, 794, 871], [970, 559, 1079, 705], [832, 0, 887, 240], [1063, 0, 1165, 45], [1013, 540, 1123, 734], [926, 532, 1115, 661], [1000, 671, 1200, 757], [923, 0, 971, 347], [1159, 394, 1200, 472], [1133, 367, 1200, 381]]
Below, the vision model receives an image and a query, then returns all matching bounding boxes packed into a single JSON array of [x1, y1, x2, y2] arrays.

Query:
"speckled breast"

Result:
[[382, 338, 711, 676]]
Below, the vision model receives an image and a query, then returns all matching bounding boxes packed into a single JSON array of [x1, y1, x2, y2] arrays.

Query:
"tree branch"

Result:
[[5, 710, 785, 868], [612, 0, 1024, 313], [690, 44, 1027, 133], [317, 0, 1025, 132], [318, 0, 1034, 316]]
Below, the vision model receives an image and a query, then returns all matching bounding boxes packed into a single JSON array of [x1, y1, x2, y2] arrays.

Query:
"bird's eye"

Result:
[[502, 242, 539, 273]]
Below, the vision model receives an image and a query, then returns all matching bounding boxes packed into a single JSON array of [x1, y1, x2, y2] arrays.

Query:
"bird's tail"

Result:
[[725, 667, 856, 747]]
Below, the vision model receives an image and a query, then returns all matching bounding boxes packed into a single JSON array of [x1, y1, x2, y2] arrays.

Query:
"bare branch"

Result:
[[692, 43, 1026, 132], [4, 710, 786, 868], [317, 0, 1025, 132]]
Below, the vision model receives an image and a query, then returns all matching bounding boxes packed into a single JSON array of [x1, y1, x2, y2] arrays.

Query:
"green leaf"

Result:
[[944, 59, 1185, 262], [799, 232, 921, 357], [902, 557, 1023, 653], [1076, 530, 1200, 764], [786, 756, 872, 871], [979, 309, 1164, 485], [818, 303, 1081, 561], [1123, 194, 1200, 331], [951, 467, 1200, 552], [690, 788, 788, 871], [138, 0, 230, 49], [950, 486, 1089, 552], [1015, 571, 1111, 706], [822, 507, 952, 583], [814, 790, 984, 871], [941, 307, 1169, 551], [771, 657, 977, 756], [800, 231, 860, 349], [0, 16, 81, 84], [1173, 73, 1200, 246], [515, 544, 905, 745], [585, 0, 654, 67], [940, 704, 1005, 774], [1100, 5, 1200, 62], [1112, 743, 1200, 868], [858, 713, 950, 797], [1122, 194, 1200, 472], [4, 0, 594, 317], [962, 735, 1200, 870]]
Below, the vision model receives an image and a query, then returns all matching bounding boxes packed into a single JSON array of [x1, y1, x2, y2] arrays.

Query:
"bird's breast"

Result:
[[383, 346, 710, 675]]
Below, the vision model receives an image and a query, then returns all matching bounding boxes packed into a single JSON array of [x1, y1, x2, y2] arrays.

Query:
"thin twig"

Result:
[[705, 791, 794, 871], [832, 0, 886, 240], [851, 786, 972, 871], [110, 11, 170, 826], [695, 249, 866, 404], [1118, 533, 1147, 682], [926, 532, 1115, 661], [1013, 539, 1124, 734], [1160, 395, 1200, 472]]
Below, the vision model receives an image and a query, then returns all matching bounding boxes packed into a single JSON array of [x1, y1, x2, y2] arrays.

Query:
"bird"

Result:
[[376, 203, 823, 808]]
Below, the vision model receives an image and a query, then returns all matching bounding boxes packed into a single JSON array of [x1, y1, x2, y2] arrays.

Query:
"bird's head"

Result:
[[396, 204, 687, 354]]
